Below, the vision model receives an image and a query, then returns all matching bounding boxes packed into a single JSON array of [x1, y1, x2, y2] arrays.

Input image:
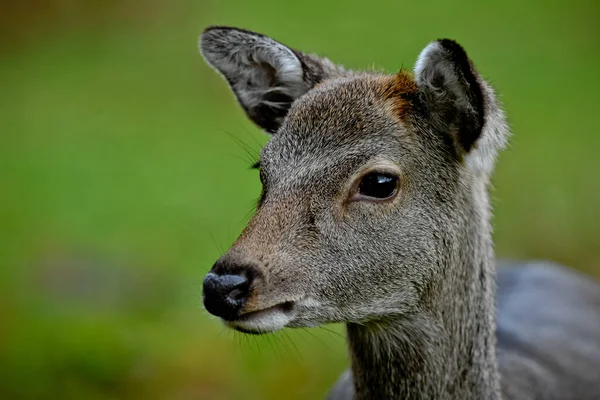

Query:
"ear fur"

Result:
[[200, 26, 345, 133], [414, 39, 509, 177]]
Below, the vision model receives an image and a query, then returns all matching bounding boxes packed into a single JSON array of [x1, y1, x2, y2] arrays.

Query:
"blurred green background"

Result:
[[1, 0, 598, 399]]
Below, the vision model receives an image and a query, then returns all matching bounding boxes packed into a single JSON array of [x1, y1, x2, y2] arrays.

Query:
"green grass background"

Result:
[[1, 0, 598, 398]]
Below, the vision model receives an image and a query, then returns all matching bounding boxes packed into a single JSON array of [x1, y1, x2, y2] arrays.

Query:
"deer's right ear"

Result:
[[200, 26, 344, 134]]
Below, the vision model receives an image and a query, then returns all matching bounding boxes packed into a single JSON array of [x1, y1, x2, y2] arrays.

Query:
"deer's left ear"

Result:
[[414, 39, 509, 176], [414, 39, 485, 154], [200, 26, 345, 134]]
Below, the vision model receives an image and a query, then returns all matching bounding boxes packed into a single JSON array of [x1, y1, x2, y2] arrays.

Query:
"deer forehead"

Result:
[[285, 73, 417, 131], [260, 73, 418, 169]]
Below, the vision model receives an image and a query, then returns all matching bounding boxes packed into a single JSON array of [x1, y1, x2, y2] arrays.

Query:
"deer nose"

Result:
[[203, 271, 251, 320]]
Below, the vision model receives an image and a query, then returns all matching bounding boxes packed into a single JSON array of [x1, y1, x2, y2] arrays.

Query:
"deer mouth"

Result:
[[225, 301, 296, 334]]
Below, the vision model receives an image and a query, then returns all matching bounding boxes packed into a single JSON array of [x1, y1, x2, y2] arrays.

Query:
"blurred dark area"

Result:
[[0, 0, 598, 399]]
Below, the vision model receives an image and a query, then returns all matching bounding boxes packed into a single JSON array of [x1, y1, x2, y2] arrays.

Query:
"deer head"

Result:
[[200, 26, 509, 335]]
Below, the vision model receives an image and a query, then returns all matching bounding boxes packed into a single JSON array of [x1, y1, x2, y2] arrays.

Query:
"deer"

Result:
[[199, 26, 600, 400]]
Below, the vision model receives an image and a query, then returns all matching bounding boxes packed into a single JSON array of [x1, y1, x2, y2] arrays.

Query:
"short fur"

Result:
[[200, 26, 600, 399]]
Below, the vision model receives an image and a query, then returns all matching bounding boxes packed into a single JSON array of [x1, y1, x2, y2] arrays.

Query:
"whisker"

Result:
[[218, 128, 261, 167], [300, 328, 335, 350], [209, 232, 225, 254], [319, 326, 346, 341], [282, 330, 303, 361]]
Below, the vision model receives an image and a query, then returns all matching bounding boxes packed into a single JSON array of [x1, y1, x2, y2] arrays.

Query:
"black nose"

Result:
[[203, 271, 251, 320]]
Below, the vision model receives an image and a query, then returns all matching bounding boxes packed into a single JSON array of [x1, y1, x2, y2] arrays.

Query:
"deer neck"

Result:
[[346, 190, 501, 400]]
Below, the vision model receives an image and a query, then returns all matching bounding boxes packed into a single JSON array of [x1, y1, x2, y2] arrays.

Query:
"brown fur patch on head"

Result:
[[379, 70, 419, 118]]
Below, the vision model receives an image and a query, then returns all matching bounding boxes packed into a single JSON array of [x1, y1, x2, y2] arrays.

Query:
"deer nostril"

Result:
[[203, 272, 252, 320]]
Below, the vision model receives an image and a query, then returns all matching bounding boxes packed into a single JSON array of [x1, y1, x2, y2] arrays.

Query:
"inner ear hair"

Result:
[[200, 26, 308, 133], [200, 26, 346, 134]]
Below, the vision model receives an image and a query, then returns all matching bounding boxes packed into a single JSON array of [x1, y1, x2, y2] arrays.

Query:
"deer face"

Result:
[[200, 27, 508, 334]]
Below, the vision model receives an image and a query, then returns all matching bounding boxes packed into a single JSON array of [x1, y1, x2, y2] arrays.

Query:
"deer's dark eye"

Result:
[[358, 172, 398, 200]]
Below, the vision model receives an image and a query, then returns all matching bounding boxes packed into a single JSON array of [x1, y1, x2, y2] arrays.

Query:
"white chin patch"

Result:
[[225, 304, 295, 334]]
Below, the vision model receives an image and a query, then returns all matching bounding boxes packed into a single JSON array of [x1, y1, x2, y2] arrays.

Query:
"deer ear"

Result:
[[414, 40, 509, 177], [200, 26, 344, 134], [414, 39, 486, 155]]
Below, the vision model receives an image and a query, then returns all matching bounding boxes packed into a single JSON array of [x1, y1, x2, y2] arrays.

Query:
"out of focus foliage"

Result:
[[1, 0, 598, 398]]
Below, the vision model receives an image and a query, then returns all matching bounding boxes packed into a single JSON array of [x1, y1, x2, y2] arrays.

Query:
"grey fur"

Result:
[[200, 27, 345, 133], [199, 27, 600, 399]]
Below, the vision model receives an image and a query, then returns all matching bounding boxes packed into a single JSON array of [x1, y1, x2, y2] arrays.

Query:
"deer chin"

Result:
[[225, 301, 296, 334]]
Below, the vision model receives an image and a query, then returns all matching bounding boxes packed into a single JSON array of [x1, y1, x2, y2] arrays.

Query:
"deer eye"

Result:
[[357, 172, 399, 200]]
